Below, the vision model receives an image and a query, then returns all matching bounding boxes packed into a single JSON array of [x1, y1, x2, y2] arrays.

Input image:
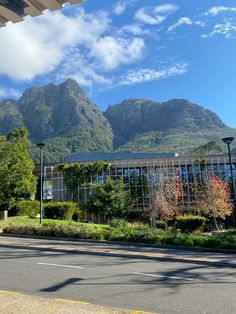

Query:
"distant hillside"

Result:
[[0, 79, 113, 162], [104, 99, 236, 154]]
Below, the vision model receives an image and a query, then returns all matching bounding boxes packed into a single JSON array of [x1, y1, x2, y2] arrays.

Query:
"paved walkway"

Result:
[[0, 290, 136, 314]]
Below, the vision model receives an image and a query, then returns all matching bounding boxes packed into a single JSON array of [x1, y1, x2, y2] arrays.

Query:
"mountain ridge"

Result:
[[0, 79, 113, 162], [0, 79, 235, 162], [104, 98, 228, 151]]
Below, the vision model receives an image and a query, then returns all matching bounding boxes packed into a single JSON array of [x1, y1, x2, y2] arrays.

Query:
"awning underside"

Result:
[[0, 0, 84, 27]]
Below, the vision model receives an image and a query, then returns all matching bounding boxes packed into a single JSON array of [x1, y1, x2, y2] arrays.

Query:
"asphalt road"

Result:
[[0, 240, 236, 313]]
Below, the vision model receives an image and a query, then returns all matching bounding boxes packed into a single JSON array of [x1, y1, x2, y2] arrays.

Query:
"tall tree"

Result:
[[87, 177, 130, 219], [0, 128, 37, 210], [150, 170, 181, 222], [194, 174, 233, 230]]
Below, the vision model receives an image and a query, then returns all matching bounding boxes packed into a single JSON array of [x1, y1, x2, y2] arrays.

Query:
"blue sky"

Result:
[[0, 0, 236, 127]]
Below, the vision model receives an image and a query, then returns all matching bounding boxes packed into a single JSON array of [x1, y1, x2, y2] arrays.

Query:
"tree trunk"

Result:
[[212, 215, 219, 230]]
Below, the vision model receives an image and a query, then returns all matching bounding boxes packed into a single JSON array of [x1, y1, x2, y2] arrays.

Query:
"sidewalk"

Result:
[[1, 234, 236, 267], [0, 290, 134, 314]]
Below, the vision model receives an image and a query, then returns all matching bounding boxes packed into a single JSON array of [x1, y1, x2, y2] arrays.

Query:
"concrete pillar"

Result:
[[0, 210, 8, 221], [3, 210, 8, 221]]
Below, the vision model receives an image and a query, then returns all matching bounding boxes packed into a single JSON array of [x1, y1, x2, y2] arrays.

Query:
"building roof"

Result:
[[0, 0, 84, 27], [64, 152, 178, 163]]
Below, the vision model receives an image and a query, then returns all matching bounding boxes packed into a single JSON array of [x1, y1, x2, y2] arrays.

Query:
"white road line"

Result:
[[132, 272, 194, 281], [37, 263, 84, 269]]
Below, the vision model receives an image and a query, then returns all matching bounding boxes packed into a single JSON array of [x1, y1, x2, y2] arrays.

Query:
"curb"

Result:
[[1, 234, 236, 268], [1, 232, 236, 254], [0, 241, 234, 268]]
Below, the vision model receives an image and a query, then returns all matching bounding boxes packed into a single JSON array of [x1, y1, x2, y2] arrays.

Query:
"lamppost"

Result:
[[37, 143, 45, 224], [222, 137, 236, 226]]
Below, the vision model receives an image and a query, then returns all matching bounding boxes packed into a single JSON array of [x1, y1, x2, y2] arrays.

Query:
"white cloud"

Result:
[[113, 0, 136, 15], [118, 63, 188, 86], [118, 23, 152, 36], [0, 7, 146, 87], [206, 6, 236, 16], [194, 20, 206, 27], [135, 4, 178, 25], [0, 8, 110, 81], [202, 21, 236, 39], [0, 87, 21, 99], [168, 17, 193, 32], [54, 49, 112, 87], [91, 37, 145, 70]]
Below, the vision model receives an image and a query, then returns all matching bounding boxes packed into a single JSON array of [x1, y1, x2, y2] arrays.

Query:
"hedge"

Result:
[[3, 217, 236, 249], [17, 200, 40, 218], [175, 215, 207, 233], [44, 202, 79, 221]]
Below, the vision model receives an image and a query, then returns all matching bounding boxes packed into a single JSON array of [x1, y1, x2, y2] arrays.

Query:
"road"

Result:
[[0, 237, 236, 313]]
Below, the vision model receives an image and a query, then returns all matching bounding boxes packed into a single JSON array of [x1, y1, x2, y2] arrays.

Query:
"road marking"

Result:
[[132, 272, 194, 281], [37, 262, 84, 269], [54, 298, 90, 305], [131, 311, 157, 314], [0, 289, 21, 295]]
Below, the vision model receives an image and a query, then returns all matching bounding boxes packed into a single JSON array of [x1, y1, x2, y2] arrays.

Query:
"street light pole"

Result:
[[222, 137, 236, 227], [37, 143, 45, 224]]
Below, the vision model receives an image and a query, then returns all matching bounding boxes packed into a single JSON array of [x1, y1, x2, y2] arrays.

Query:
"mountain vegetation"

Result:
[[0, 79, 235, 163]]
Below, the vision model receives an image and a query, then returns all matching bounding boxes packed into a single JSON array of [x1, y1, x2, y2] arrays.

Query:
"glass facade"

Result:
[[42, 156, 236, 212]]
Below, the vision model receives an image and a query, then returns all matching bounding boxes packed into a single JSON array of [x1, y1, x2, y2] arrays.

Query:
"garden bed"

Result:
[[2, 217, 236, 250]]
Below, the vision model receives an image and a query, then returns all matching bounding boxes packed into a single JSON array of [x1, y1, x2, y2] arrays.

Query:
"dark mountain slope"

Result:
[[0, 79, 113, 162], [104, 98, 235, 154]]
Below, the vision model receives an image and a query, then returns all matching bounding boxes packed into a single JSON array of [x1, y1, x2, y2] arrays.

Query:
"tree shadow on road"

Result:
[[40, 277, 82, 292]]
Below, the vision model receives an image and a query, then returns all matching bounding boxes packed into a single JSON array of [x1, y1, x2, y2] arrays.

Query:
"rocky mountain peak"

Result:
[[0, 79, 113, 162], [104, 98, 229, 149], [59, 78, 86, 98]]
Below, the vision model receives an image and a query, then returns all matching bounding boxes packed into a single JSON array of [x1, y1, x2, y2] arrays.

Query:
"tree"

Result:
[[0, 128, 37, 210], [59, 161, 110, 202], [123, 172, 148, 205], [87, 177, 130, 219], [190, 141, 223, 157], [150, 169, 181, 222], [194, 174, 233, 230]]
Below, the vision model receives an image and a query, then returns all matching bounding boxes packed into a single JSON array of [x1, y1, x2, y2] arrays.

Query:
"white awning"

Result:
[[0, 0, 84, 27]]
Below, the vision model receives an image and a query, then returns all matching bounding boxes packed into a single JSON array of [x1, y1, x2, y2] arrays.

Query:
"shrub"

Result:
[[44, 202, 77, 221], [175, 215, 207, 233], [109, 218, 128, 228], [17, 200, 40, 218], [3, 223, 44, 235], [3, 217, 236, 249], [72, 209, 81, 222], [87, 177, 130, 219], [127, 226, 156, 243], [3, 220, 109, 240], [173, 234, 195, 246], [125, 211, 150, 223], [109, 228, 126, 241], [156, 220, 167, 230]]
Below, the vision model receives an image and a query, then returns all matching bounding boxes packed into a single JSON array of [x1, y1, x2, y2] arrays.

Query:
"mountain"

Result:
[[0, 80, 235, 162], [104, 99, 236, 154], [0, 79, 113, 162]]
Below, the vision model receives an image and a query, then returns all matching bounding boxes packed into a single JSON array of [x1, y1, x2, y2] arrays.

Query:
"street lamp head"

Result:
[[36, 143, 45, 149], [222, 137, 234, 145]]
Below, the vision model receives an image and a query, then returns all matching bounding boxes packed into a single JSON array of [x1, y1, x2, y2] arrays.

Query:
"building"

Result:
[[41, 152, 236, 221], [0, 0, 84, 27]]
